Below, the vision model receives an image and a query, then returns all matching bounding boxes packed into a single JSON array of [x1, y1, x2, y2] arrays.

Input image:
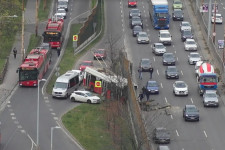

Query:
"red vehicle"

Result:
[[17, 48, 52, 87], [79, 61, 93, 71], [42, 17, 64, 49], [128, 0, 137, 7], [93, 49, 107, 60]]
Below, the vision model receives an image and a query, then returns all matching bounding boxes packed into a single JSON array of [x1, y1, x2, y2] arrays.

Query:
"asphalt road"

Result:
[[0, 0, 90, 150]]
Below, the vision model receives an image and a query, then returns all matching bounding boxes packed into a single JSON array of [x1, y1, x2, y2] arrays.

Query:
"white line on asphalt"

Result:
[[177, 57, 179, 61], [181, 70, 183, 75], [161, 83, 163, 88], [176, 130, 179, 136], [153, 57, 155, 62], [120, 1, 122, 5], [223, 7, 225, 9], [144, 10, 146, 13], [170, 115, 173, 119], [12, 117, 16, 120], [145, 14, 147, 18], [123, 28, 125, 32], [121, 10, 122, 14], [146, 24, 148, 27], [147, 29, 150, 32], [174, 50, 176, 54], [7, 101, 11, 103], [7, 105, 11, 108], [190, 98, 193, 104], [145, 19, 148, 22], [17, 125, 22, 129], [204, 130, 208, 138], [165, 97, 168, 103], [14, 120, 19, 124], [157, 69, 159, 75], [182, 148, 184, 150], [10, 113, 15, 116], [49, 108, 53, 111], [173, 45, 175, 47], [143, 5, 145, 9]]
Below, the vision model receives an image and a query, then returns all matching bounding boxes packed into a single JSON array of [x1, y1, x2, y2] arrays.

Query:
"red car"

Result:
[[79, 61, 93, 71], [93, 49, 107, 60], [128, 0, 137, 7]]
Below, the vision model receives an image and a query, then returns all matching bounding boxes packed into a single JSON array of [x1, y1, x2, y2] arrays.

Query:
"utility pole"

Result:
[[21, 0, 25, 62], [207, 0, 212, 41], [223, 25, 225, 66], [44, 0, 47, 11], [35, 0, 39, 36], [213, 0, 217, 44]]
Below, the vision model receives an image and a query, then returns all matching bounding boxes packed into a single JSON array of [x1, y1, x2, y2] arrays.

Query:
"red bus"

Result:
[[42, 17, 64, 49], [17, 47, 52, 87]]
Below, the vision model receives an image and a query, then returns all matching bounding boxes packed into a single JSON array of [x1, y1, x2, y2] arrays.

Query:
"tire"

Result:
[[87, 100, 92, 104], [71, 97, 75, 102]]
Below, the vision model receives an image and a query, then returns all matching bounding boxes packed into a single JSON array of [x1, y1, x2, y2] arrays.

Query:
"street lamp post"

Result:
[[213, 0, 217, 44], [51, 126, 61, 150], [37, 79, 47, 149]]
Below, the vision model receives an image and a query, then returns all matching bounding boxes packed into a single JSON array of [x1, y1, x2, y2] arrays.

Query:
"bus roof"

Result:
[[56, 70, 79, 83], [151, 0, 168, 5]]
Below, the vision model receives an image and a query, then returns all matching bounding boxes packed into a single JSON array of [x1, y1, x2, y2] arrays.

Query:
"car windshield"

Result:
[[176, 82, 186, 88], [54, 82, 68, 89], [58, 1, 67, 5], [142, 59, 150, 65], [155, 44, 164, 49], [205, 93, 217, 98], [148, 82, 158, 87], [187, 41, 195, 44], [164, 54, 174, 58], [168, 68, 177, 72], [85, 92, 93, 97], [95, 50, 104, 54], [161, 33, 170, 38], [174, 10, 182, 15], [190, 54, 200, 58], [174, 1, 181, 4], [186, 106, 198, 112], [182, 22, 190, 26], [131, 9, 139, 13], [82, 62, 92, 66], [134, 26, 142, 31], [139, 33, 147, 37], [57, 9, 66, 13], [132, 17, 141, 21]]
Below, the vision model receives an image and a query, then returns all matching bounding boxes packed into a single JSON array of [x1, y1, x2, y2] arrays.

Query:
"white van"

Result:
[[52, 70, 79, 98], [72, 70, 84, 85]]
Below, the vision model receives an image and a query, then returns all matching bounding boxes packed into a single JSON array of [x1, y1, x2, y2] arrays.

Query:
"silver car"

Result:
[[203, 90, 219, 107], [188, 52, 201, 65], [152, 43, 166, 55], [173, 81, 188, 96], [184, 39, 197, 51], [137, 32, 149, 44], [55, 9, 67, 19], [180, 21, 191, 31]]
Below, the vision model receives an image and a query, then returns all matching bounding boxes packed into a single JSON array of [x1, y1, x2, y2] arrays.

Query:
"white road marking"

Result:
[[10, 113, 15, 116], [123, 28, 125, 32], [157, 69, 159, 75], [174, 50, 176, 54], [223, 7, 225, 9], [190, 98, 193, 104], [7, 105, 11, 108], [51, 113, 56, 116], [54, 117, 58, 120], [173, 45, 175, 47], [21, 130, 25, 133], [17, 125, 22, 129], [147, 29, 150, 32], [7, 101, 11, 103], [182, 149, 184, 150], [153, 57, 156, 62], [45, 100, 50, 103], [143, 5, 145, 9], [165, 97, 168, 103], [49, 108, 53, 111], [176, 130, 180, 136], [12, 117, 16, 120], [170, 115, 173, 119], [177, 57, 179, 61], [14, 120, 19, 124], [121, 10, 122, 14], [181, 70, 183, 75], [161, 83, 163, 88], [144, 10, 146, 13], [204, 130, 208, 138]]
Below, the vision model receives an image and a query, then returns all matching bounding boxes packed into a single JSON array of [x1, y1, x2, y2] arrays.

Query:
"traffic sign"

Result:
[[73, 35, 78, 41], [95, 81, 101, 87]]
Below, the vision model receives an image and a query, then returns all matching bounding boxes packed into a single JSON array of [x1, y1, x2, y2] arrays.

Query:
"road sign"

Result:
[[200, 3, 208, 12], [73, 35, 78, 41], [95, 81, 101, 87], [218, 40, 224, 49]]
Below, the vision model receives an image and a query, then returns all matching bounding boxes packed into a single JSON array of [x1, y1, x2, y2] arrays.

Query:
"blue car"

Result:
[[145, 81, 159, 94]]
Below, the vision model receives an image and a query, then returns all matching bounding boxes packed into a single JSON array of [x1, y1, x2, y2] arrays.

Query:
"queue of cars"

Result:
[[55, 0, 69, 19]]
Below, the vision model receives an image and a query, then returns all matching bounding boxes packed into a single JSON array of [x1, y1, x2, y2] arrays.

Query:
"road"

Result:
[[0, 0, 90, 150]]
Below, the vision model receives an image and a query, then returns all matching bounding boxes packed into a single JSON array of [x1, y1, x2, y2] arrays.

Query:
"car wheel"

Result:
[[71, 97, 75, 102], [87, 100, 92, 104]]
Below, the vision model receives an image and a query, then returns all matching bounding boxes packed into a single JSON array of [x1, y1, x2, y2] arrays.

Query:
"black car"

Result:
[[162, 53, 176, 65], [153, 127, 170, 144], [129, 9, 141, 18], [183, 105, 199, 121], [165, 66, 179, 79], [130, 16, 143, 29], [139, 58, 151, 71], [181, 29, 193, 41], [132, 25, 143, 37], [172, 9, 184, 21]]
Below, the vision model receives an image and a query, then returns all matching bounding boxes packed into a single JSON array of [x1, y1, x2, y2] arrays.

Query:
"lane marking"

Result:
[[10, 113, 15, 116], [181, 70, 183, 75], [170, 115, 173, 119], [153, 57, 155, 62], [165, 97, 168, 103], [173, 45, 175, 47], [161, 83, 163, 88], [174, 50, 176, 54], [190, 98, 193, 104], [51, 112, 56, 116], [177, 57, 179, 61], [7, 105, 11, 108], [157, 69, 159, 75], [49, 108, 53, 111], [17, 125, 22, 129], [223, 7, 225, 9], [14, 120, 19, 124], [144, 10, 146, 13], [12, 117, 16, 120], [204, 130, 208, 138], [176, 130, 180, 136], [53, 117, 58, 120]]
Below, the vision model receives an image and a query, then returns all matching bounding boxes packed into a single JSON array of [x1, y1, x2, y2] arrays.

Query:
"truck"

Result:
[[149, 0, 170, 29], [196, 62, 218, 95]]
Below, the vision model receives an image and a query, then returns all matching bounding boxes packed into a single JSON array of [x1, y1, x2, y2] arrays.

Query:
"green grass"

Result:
[[38, 0, 53, 21], [26, 34, 42, 54], [62, 104, 115, 150]]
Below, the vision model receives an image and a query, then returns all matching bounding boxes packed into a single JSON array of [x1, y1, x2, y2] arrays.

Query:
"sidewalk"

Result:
[[0, 1, 36, 103]]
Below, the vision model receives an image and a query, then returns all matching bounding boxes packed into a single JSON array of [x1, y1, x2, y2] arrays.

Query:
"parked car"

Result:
[[158, 30, 172, 45], [184, 39, 197, 51], [152, 43, 166, 55], [130, 16, 143, 29], [153, 127, 170, 144], [128, 0, 137, 7], [183, 105, 199, 121], [145, 80, 159, 94], [162, 53, 176, 65], [188, 52, 201, 65], [132, 25, 143, 37], [57, 1, 68, 11], [129, 9, 141, 18], [203, 90, 219, 107], [54, 13, 65, 20], [181, 29, 193, 41], [173, 81, 188, 96], [93, 49, 107, 60], [70, 91, 101, 104], [180, 21, 191, 31], [173, 0, 183, 9], [172, 9, 184, 21], [79, 61, 93, 71], [165, 66, 179, 79], [137, 32, 149, 44], [139, 58, 151, 71], [55, 9, 67, 19], [211, 13, 223, 24]]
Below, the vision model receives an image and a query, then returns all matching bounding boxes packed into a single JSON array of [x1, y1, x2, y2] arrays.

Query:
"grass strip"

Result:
[[26, 34, 42, 54], [38, 0, 53, 21]]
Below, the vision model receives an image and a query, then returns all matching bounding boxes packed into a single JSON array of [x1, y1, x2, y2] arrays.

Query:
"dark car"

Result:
[[145, 80, 159, 94], [162, 53, 176, 65], [132, 25, 143, 37], [181, 29, 193, 41], [93, 49, 107, 60], [165, 66, 179, 79], [130, 16, 143, 29], [183, 105, 199, 121], [139, 58, 151, 71], [128, 0, 137, 7], [153, 127, 170, 144], [129, 9, 141, 18], [172, 9, 184, 21]]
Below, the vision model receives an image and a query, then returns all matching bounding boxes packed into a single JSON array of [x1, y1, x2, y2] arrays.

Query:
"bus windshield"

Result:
[[43, 31, 61, 42], [19, 70, 38, 81], [54, 82, 68, 89], [200, 76, 217, 83], [156, 13, 168, 18]]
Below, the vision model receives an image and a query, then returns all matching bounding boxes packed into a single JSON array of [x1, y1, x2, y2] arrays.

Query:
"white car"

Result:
[[70, 91, 101, 104], [137, 32, 149, 44], [173, 81, 188, 96], [184, 39, 197, 51], [152, 43, 166, 55], [188, 52, 201, 65], [72, 70, 84, 84], [211, 13, 222, 24], [180, 21, 191, 31], [159, 30, 172, 45], [55, 9, 67, 19], [58, 0, 69, 2]]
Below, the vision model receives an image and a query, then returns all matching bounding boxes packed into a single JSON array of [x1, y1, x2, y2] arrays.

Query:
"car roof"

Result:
[[141, 58, 150, 61], [205, 90, 217, 94], [159, 30, 169, 33], [186, 105, 196, 108], [167, 66, 176, 69], [190, 52, 199, 55], [175, 80, 185, 84], [174, 9, 182, 11], [186, 38, 195, 42], [131, 8, 139, 11], [75, 91, 90, 94], [82, 60, 93, 63], [181, 21, 190, 24], [147, 80, 157, 83]]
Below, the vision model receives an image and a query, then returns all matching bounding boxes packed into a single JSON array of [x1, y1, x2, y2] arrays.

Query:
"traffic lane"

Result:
[[69, 0, 90, 21]]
